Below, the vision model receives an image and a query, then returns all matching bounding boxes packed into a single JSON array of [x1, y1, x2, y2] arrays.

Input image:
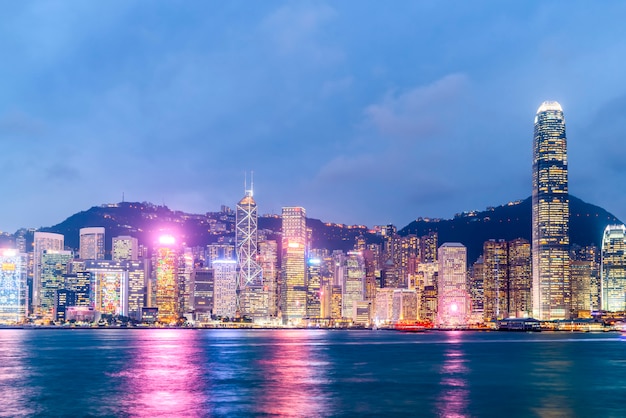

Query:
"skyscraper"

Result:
[[154, 235, 179, 324], [601, 224, 626, 312], [532, 101, 570, 320], [79, 227, 105, 260], [483, 239, 508, 321], [437, 243, 469, 327], [508, 238, 532, 318], [0, 249, 26, 324], [235, 182, 264, 319], [213, 260, 237, 318], [33, 232, 65, 315], [281, 207, 307, 324], [40, 250, 73, 321]]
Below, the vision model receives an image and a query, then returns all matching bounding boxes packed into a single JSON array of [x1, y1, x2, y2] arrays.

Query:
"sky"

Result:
[[1, 1, 626, 233]]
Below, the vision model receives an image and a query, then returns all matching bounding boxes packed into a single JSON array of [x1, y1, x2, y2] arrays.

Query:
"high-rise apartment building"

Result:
[[281, 207, 307, 324], [437, 243, 469, 327], [79, 227, 105, 260], [532, 101, 570, 320], [112, 236, 139, 261], [601, 225, 626, 312]]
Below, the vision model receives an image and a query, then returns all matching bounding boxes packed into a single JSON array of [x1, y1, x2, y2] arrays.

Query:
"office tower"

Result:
[[236, 184, 265, 320], [532, 101, 570, 320], [40, 250, 73, 320], [570, 245, 600, 313], [191, 267, 214, 321], [469, 256, 485, 316], [79, 227, 105, 260], [112, 236, 139, 261], [154, 235, 179, 324], [508, 238, 532, 318], [213, 260, 237, 318], [64, 270, 92, 308], [437, 243, 469, 327], [483, 239, 508, 321], [362, 249, 378, 301], [55, 289, 76, 322], [258, 240, 278, 318], [33, 232, 64, 314], [85, 260, 129, 317], [601, 225, 626, 312], [125, 260, 147, 320], [178, 248, 194, 314], [342, 251, 366, 320], [0, 249, 26, 324], [306, 258, 322, 319], [281, 207, 307, 324]]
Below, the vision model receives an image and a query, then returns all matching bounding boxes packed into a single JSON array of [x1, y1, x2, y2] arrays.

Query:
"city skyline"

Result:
[[1, 2, 626, 232]]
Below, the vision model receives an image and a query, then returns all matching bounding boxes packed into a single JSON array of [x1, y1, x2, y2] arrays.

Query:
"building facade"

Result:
[[601, 225, 626, 312], [532, 101, 570, 320], [281, 207, 307, 324], [79, 227, 105, 260], [437, 243, 469, 327]]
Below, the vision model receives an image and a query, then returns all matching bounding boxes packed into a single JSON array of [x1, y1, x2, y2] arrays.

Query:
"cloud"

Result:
[[321, 76, 353, 98], [261, 3, 336, 54], [0, 111, 45, 137], [45, 163, 80, 182], [364, 73, 469, 141]]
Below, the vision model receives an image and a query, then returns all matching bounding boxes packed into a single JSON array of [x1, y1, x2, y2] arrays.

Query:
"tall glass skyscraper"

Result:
[[601, 224, 626, 312], [532, 101, 570, 320], [281, 206, 307, 325]]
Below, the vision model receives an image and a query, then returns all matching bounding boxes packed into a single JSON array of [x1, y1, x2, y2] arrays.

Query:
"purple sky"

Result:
[[1, 1, 626, 232]]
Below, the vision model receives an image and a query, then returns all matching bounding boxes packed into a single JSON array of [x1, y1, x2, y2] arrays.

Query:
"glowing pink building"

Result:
[[437, 243, 470, 328]]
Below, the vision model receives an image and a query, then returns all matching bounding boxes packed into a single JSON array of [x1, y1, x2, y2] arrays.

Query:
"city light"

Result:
[[158, 235, 176, 246]]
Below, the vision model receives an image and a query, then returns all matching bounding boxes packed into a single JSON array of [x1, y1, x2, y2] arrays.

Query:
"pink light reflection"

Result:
[[254, 330, 330, 416], [119, 330, 208, 417], [437, 333, 469, 417]]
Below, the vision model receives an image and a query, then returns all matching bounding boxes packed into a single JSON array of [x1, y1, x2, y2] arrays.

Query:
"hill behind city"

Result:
[[29, 194, 621, 263]]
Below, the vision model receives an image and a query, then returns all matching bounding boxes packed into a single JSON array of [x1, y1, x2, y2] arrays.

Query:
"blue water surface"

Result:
[[0, 329, 625, 417]]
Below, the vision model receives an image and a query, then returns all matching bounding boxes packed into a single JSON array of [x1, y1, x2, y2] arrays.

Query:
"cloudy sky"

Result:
[[1, 1, 625, 232]]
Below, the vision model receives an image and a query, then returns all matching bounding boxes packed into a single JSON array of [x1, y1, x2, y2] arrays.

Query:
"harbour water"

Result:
[[0, 329, 625, 417]]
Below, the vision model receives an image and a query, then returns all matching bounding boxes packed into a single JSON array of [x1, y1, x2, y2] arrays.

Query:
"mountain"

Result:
[[398, 195, 621, 264], [35, 201, 375, 254], [27, 195, 620, 263]]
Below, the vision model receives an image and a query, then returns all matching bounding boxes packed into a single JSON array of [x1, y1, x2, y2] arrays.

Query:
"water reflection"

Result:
[[252, 330, 331, 416], [118, 330, 208, 417], [0, 330, 38, 417], [437, 331, 469, 418], [529, 349, 574, 417]]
